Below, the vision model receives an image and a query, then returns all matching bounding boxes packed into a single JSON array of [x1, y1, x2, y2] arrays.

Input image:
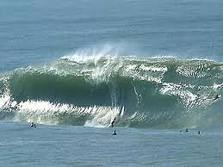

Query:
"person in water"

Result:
[[30, 122, 36, 128], [111, 117, 116, 128], [214, 94, 220, 101], [185, 128, 189, 132], [112, 129, 117, 135]]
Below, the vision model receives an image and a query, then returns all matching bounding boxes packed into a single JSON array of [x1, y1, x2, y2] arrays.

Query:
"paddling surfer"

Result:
[[112, 129, 117, 135]]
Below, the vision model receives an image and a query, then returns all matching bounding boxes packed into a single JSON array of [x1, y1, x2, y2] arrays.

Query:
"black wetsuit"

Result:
[[111, 118, 116, 127]]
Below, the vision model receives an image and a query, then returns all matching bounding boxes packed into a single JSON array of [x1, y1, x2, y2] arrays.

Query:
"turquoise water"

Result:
[[1, 0, 223, 166]]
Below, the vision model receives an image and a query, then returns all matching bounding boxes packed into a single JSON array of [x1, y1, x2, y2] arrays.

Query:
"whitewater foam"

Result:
[[13, 100, 122, 127], [1, 55, 223, 128]]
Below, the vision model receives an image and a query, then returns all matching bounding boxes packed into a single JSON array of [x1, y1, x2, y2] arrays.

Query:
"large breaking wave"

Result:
[[1, 51, 223, 128]]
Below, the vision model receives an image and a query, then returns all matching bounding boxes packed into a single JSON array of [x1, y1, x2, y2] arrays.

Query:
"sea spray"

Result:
[[1, 55, 223, 128]]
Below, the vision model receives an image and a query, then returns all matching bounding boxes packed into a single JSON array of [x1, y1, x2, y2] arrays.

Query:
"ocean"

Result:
[[1, 0, 223, 166]]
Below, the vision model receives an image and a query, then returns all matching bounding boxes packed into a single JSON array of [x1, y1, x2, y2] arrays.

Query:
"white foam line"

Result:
[[15, 100, 122, 127]]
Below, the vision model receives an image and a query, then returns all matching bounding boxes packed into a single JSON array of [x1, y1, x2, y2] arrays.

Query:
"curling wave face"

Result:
[[1, 56, 223, 128]]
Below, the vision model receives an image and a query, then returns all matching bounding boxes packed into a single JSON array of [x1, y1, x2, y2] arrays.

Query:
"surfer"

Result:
[[213, 94, 220, 101], [111, 117, 116, 128], [112, 129, 117, 135], [198, 131, 201, 135], [30, 122, 36, 128], [185, 128, 189, 132]]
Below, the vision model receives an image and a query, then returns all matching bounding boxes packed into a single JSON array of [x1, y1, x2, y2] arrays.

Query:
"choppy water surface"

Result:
[[1, 122, 223, 167]]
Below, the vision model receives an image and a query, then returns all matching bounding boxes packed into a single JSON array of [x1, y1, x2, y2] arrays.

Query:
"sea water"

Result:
[[1, 0, 223, 72], [1, 121, 223, 167], [1, 0, 223, 166]]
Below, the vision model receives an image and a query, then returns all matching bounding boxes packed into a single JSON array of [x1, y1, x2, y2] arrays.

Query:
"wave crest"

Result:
[[1, 56, 223, 128]]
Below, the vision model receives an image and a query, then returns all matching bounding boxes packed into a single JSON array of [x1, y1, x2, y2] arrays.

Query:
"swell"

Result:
[[1, 56, 223, 128]]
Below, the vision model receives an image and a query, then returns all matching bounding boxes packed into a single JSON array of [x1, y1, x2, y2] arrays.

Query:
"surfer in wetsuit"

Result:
[[214, 94, 220, 101], [112, 129, 117, 135], [111, 118, 118, 135], [111, 117, 116, 128], [30, 122, 36, 128]]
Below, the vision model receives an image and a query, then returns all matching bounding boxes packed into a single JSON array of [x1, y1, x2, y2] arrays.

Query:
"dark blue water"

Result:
[[1, 0, 223, 71]]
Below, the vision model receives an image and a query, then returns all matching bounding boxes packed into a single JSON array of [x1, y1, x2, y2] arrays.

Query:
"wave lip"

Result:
[[1, 56, 223, 128]]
